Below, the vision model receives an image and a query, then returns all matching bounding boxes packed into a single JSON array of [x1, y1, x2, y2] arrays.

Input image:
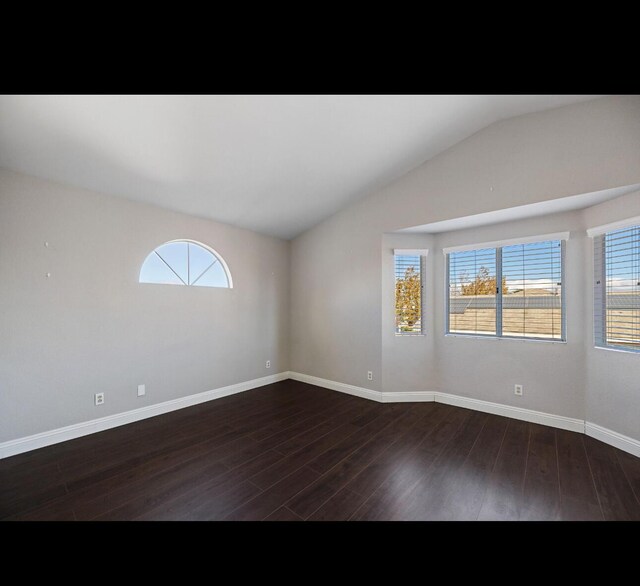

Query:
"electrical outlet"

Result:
[[266, 360, 271, 369], [137, 384, 146, 397], [367, 371, 373, 381], [95, 392, 105, 406], [514, 384, 523, 396]]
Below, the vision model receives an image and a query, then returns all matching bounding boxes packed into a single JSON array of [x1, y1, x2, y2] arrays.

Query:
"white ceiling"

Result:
[[399, 184, 640, 234], [0, 95, 602, 239]]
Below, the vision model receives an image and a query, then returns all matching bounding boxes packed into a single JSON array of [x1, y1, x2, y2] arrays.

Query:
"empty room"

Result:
[[1, 95, 639, 521]]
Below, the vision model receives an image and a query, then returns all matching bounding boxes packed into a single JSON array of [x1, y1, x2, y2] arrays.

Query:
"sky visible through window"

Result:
[[139, 241, 230, 287], [447, 237, 637, 293], [449, 241, 562, 293], [605, 226, 640, 292]]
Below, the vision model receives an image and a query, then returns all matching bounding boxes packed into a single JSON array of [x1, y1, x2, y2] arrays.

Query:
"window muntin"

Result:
[[447, 239, 565, 341], [139, 240, 232, 288], [395, 254, 423, 334], [594, 224, 640, 352]]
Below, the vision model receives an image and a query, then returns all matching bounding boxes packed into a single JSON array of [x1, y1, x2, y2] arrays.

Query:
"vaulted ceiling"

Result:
[[0, 95, 602, 239]]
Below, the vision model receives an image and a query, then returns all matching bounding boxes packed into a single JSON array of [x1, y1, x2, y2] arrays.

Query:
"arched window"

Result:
[[139, 240, 233, 288]]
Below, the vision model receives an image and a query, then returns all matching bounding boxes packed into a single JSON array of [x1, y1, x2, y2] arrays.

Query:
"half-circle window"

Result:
[[139, 240, 232, 288]]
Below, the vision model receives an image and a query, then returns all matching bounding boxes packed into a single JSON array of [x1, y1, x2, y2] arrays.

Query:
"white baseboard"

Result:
[[288, 371, 384, 402], [585, 422, 640, 458], [434, 392, 584, 433], [381, 391, 436, 403], [288, 372, 583, 432], [287, 372, 438, 403], [4, 370, 638, 461], [0, 372, 289, 459], [289, 371, 640, 457]]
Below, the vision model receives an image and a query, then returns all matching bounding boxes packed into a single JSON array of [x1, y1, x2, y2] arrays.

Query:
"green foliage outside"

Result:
[[396, 266, 421, 329], [459, 266, 507, 296]]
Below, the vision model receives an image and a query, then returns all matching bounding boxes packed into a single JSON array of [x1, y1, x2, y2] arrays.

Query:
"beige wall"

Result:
[[0, 170, 290, 442], [291, 96, 640, 439]]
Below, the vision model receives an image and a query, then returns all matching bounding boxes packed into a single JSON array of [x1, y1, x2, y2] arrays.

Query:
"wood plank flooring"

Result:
[[1, 380, 639, 521]]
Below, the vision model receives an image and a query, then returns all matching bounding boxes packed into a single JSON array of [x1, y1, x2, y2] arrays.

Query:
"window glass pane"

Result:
[[192, 259, 229, 288], [154, 241, 188, 284], [449, 248, 496, 335], [139, 240, 231, 289], [188, 242, 216, 285], [502, 240, 562, 339], [395, 255, 422, 334], [605, 225, 640, 350], [139, 251, 185, 285]]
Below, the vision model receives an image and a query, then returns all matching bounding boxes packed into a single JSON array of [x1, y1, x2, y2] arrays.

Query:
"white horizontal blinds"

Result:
[[447, 238, 566, 340], [597, 225, 640, 351], [448, 247, 497, 335], [501, 240, 564, 340], [395, 254, 423, 334]]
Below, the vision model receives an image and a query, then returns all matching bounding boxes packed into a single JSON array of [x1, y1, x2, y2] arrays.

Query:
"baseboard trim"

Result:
[[434, 392, 584, 433], [288, 372, 436, 404], [288, 371, 583, 433], [4, 370, 638, 461], [381, 391, 436, 403], [288, 371, 383, 402], [585, 422, 640, 458], [0, 372, 289, 459]]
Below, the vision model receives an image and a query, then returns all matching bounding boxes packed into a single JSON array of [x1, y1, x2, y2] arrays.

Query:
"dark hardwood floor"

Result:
[[1, 380, 639, 521]]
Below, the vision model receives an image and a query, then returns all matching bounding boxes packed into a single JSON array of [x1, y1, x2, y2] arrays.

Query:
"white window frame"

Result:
[[139, 239, 233, 288], [444, 232, 568, 342], [394, 249, 428, 336], [588, 216, 640, 354]]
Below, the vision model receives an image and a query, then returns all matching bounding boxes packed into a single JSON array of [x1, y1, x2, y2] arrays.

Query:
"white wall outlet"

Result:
[[367, 371, 373, 381], [95, 392, 105, 406], [514, 384, 523, 396], [137, 384, 146, 397], [266, 360, 271, 369]]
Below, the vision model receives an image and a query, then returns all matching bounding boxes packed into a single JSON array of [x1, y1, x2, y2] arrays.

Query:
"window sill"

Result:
[[395, 333, 426, 337], [444, 333, 567, 344], [593, 345, 640, 355]]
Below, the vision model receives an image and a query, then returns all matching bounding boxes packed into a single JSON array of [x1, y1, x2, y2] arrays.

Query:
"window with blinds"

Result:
[[395, 253, 423, 334], [448, 247, 497, 335], [502, 240, 564, 339], [594, 224, 640, 352], [447, 239, 565, 340]]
